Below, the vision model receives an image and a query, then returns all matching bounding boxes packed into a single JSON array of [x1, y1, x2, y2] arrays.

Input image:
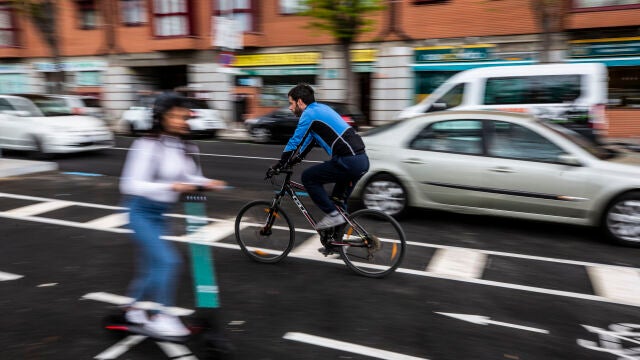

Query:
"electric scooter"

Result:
[[102, 186, 234, 358]]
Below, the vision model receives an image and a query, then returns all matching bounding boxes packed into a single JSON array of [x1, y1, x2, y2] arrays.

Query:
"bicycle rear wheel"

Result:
[[339, 209, 406, 278], [235, 200, 295, 263]]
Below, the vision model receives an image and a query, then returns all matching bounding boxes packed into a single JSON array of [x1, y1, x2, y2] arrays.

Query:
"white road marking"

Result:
[[3, 200, 72, 216], [292, 234, 339, 259], [156, 342, 198, 359], [436, 312, 549, 334], [81, 292, 194, 316], [94, 335, 147, 359], [113, 147, 323, 163], [587, 266, 640, 305], [0, 271, 23, 281], [284, 332, 428, 360], [182, 219, 237, 243], [427, 248, 486, 279], [84, 212, 129, 229], [3, 191, 640, 307]]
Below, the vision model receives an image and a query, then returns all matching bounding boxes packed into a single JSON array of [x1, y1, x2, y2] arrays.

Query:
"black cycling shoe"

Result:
[[317, 245, 339, 256]]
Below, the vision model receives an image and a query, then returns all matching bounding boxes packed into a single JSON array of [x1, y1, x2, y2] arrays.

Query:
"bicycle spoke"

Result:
[[235, 201, 295, 263]]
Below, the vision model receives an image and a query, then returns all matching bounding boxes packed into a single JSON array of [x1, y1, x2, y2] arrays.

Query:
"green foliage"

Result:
[[301, 0, 385, 43]]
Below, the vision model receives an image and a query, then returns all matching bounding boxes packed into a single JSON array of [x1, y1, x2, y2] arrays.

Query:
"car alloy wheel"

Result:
[[362, 174, 407, 217], [251, 127, 272, 143], [605, 191, 640, 246]]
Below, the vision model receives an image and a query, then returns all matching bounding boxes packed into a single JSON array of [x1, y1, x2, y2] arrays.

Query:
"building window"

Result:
[[77, 0, 99, 29], [121, 0, 147, 25], [573, 0, 640, 10], [0, 4, 17, 47], [280, 0, 307, 14], [214, 0, 256, 33], [153, 0, 191, 37], [0, 74, 27, 93]]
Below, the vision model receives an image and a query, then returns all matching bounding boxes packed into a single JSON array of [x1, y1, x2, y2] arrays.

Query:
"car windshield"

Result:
[[536, 119, 614, 160], [7, 97, 44, 117], [30, 97, 74, 116]]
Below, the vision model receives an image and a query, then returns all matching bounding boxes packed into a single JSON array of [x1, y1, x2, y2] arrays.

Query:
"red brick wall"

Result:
[[606, 109, 640, 138]]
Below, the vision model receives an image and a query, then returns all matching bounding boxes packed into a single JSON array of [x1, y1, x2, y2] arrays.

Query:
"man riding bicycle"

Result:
[[270, 83, 370, 230]]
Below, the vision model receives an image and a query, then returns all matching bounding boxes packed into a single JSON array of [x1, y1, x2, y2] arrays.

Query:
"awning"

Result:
[[412, 60, 535, 71], [567, 56, 640, 67]]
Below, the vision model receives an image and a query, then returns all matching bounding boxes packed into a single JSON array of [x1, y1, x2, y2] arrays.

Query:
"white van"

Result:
[[398, 63, 608, 142]]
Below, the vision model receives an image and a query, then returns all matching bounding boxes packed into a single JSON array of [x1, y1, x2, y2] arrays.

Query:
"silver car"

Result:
[[352, 110, 640, 246]]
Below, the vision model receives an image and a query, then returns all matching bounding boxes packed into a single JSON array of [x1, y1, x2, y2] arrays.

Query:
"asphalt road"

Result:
[[1, 136, 640, 360]]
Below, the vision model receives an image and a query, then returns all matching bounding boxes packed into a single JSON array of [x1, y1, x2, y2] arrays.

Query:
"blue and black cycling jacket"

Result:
[[279, 102, 365, 165]]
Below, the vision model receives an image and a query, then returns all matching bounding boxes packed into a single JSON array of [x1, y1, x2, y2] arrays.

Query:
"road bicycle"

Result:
[[234, 166, 406, 278]]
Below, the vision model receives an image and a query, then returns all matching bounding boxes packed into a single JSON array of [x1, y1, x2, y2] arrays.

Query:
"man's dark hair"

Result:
[[288, 83, 315, 105]]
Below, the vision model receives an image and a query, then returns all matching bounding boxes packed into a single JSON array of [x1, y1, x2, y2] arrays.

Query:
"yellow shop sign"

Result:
[[233, 52, 320, 67]]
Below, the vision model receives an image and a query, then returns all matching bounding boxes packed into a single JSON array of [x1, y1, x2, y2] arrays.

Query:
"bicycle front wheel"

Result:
[[235, 200, 295, 263], [340, 209, 406, 278]]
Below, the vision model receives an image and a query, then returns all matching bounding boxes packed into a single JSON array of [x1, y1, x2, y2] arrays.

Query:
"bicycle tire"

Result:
[[235, 200, 295, 263], [339, 209, 406, 278]]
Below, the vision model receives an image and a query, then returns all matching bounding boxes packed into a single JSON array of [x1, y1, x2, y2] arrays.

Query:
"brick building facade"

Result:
[[0, 0, 638, 136]]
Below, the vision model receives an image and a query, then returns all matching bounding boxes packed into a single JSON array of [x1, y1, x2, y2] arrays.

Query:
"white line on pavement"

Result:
[[84, 212, 129, 229], [156, 342, 198, 359], [0, 271, 23, 281], [283, 332, 428, 360], [3, 200, 72, 216], [427, 248, 486, 279], [94, 335, 147, 360], [587, 266, 640, 306]]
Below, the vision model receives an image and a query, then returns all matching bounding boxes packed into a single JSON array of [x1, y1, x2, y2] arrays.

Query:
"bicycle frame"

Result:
[[265, 169, 368, 245]]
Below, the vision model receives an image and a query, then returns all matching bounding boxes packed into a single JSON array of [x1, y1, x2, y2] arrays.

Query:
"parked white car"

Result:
[[119, 95, 227, 138], [352, 110, 640, 246], [0, 94, 114, 157]]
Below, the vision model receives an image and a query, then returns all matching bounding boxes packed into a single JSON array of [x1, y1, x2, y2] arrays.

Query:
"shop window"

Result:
[[608, 67, 640, 108], [77, 0, 99, 29], [483, 75, 581, 105], [573, 0, 640, 10], [279, 0, 307, 14], [121, 0, 147, 25], [153, 0, 192, 37], [0, 4, 17, 47], [76, 71, 102, 86], [214, 0, 257, 32], [0, 74, 27, 94]]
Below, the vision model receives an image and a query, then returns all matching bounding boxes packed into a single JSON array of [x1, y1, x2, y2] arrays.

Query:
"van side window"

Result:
[[409, 119, 483, 155], [487, 121, 564, 162], [484, 75, 581, 105], [427, 83, 465, 112]]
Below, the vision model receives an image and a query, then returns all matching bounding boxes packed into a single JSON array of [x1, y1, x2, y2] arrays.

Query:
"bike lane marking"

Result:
[[3, 191, 640, 307], [94, 335, 147, 360], [284, 332, 428, 360], [0, 271, 23, 281], [427, 248, 487, 279], [3, 200, 72, 216], [84, 213, 129, 229], [587, 266, 640, 305]]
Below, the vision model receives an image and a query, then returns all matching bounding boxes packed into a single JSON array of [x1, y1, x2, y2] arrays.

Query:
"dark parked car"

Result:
[[245, 102, 367, 143]]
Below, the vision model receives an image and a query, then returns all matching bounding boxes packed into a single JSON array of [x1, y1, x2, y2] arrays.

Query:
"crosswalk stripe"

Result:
[[84, 213, 129, 229], [0, 271, 23, 281], [427, 248, 487, 279], [156, 342, 198, 359], [3, 200, 72, 216], [94, 335, 147, 360], [587, 266, 640, 306], [292, 234, 340, 259], [181, 219, 237, 243]]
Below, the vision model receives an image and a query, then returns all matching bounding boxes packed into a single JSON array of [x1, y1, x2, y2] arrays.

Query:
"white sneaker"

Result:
[[315, 212, 346, 230], [125, 309, 149, 325], [144, 313, 190, 337]]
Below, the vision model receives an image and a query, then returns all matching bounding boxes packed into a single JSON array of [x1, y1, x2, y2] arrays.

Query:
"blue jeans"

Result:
[[301, 153, 369, 214], [125, 196, 182, 310]]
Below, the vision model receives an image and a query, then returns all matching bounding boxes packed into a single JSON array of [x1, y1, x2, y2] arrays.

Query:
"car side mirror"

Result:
[[428, 102, 447, 112], [557, 153, 582, 166]]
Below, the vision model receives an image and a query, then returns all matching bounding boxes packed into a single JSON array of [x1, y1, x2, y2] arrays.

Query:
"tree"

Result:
[[10, 0, 64, 93], [530, 0, 566, 63], [301, 0, 384, 106]]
